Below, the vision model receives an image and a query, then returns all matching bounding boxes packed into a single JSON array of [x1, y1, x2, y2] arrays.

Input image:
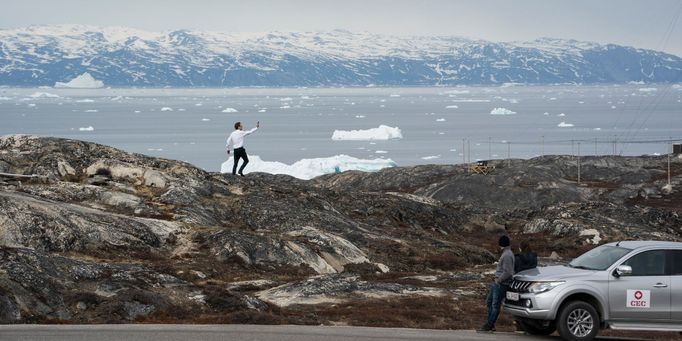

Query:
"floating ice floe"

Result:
[[436, 118, 446, 122], [450, 99, 490, 103], [375, 150, 388, 154], [611, 105, 617, 109], [557, 113, 566, 117], [549, 97, 557, 101], [76, 99, 95, 103], [543, 112, 550, 116], [201, 118, 211, 121], [444, 89, 470, 94], [55, 72, 104, 88], [258, 109, 267, 113], [445, 105, 459, 109], [84, 109, 98, 113], [29, 92, 59, 98], [0, 96, 12, 101], [160, 107, 173, 111], [490, 107, 516, 115], [638, 88, 658, 92], [331, 125, 403, 141], [222, 107, 238, 113], [280, 97, 293, 101], [389, 94, 401, 97], [355, 115, 366, 118], [557, 122, 574, 128], [79, 126, 94, 131], [594, 128, 602, 131], [220, 155, 397, 180], [27, 103, 36, 107], [280, 105, 291, 109], [421, 155, 441, 160]]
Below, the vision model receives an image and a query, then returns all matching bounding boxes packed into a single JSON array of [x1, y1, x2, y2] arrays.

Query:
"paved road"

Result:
[[0, 324, 654, 341]]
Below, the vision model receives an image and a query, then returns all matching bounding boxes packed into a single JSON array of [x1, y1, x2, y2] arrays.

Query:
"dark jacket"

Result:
[[514, 251, 538, 273]]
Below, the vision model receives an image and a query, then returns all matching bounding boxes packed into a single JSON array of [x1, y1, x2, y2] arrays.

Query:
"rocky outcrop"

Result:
[[0, 134, 681, 327]]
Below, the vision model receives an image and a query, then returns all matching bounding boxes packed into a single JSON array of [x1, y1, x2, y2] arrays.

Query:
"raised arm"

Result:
[[244, 121, 260, 135]]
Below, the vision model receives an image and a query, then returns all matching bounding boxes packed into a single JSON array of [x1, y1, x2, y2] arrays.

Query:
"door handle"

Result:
[[653, 283, 668, 288]]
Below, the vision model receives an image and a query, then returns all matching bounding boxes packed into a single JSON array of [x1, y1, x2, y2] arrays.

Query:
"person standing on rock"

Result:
[[477, 235, 515, 333], [226, 121, 260, 176]]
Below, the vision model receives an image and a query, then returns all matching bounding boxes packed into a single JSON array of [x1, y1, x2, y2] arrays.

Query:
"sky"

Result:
[[1, 0, 681, 56]]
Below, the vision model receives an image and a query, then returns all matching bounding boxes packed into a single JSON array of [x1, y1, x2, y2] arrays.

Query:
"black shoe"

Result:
[[238, 173, 245, 177], [476, 324, 493, 333]]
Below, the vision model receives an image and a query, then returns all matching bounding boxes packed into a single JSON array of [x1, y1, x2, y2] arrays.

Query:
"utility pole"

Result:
[[577, 142, 581, 185], [488, 137, 492, 160], [467, 139, 471, 164], [669, 138, 672, 186], [571, 139, 575, 156], [507, 141, 511, 167]]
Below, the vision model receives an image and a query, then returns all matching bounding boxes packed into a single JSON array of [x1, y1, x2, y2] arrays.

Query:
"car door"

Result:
[[608, 249, 670, 321], [669, 250, 682, 322]]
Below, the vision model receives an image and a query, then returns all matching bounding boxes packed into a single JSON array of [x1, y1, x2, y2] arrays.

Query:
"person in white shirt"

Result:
[[226, 121, 260, 176]]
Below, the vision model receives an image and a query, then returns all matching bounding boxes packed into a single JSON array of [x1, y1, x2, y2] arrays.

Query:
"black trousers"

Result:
[[232, 147, 249, 175]]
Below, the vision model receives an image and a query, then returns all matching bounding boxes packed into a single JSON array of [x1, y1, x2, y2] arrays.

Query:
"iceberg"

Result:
[[78, 126, 94, 131], [332, 125, 402, 141], [220, 155, 397, 180], [222, 107, 238, 113], [557, 121, 574, 127], [29, 92, 59, 98], [490, 107, 516, 115], [55, 72, 104, 88], [638, 88, 657, 92], [160, 107, 173, 111], [445, 105, 459, 109]]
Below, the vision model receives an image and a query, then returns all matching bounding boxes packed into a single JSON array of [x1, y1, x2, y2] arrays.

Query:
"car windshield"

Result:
[[569, 245, 632, 270]]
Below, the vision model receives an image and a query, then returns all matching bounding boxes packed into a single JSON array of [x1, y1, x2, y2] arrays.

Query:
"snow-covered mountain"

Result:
[[1, 24, 680, 87]]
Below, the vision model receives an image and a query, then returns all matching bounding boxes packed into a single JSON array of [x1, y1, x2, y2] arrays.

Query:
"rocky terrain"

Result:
[[0, 134, 681, 330]]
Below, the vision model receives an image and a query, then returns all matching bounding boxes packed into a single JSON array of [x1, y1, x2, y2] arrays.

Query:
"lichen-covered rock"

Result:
[[0, 134, 680, 325]]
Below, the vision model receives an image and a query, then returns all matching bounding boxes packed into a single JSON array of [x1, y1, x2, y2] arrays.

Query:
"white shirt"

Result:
[[226, 127, 258, 152]]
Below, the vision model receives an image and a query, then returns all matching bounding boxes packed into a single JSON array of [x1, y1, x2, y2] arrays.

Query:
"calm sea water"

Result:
[[1, 85, 680, 172]]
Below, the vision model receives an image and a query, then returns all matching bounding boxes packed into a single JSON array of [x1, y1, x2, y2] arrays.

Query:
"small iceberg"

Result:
[[557, 121, 574, 128], [78, 126, 95, 131], [490, 107, 516, 115], [332, 125, 403, 141], [222, 107, 238, 113], [55, 72, 104, 88], [220, 155, 397, 180], [160, 107, 173, 112], [29, 92, 59, 98]]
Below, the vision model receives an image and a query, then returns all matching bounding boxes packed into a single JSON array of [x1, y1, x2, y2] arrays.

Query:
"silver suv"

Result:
[[503, 240, 682, 341]]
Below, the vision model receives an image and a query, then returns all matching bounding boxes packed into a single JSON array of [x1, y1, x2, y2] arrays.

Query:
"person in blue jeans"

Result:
[[478, 235, 514, 332]]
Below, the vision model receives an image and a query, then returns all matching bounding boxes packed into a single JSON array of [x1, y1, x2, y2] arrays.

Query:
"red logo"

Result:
[[634, 290, 643, 300]]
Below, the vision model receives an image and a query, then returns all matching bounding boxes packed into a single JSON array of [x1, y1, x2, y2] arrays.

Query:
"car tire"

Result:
[[515, 318, 556, 335], [556, 301, 600, 341]]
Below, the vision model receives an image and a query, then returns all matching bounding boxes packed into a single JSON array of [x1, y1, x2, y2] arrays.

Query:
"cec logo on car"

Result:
[[626, 289, 650, 308]]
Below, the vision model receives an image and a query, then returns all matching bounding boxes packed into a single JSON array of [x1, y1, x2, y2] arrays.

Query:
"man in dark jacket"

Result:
[[477, 235, 514, 333], [514, 240, 538, 273]]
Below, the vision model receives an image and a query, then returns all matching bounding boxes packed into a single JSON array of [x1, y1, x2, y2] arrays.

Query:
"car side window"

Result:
[[669, 250, 682, 276], [621, 250, 667, 276]]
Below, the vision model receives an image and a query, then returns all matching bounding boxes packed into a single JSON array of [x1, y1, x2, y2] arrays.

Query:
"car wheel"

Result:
[[515, 318, 556, 335], [556, 301, 600, 341]]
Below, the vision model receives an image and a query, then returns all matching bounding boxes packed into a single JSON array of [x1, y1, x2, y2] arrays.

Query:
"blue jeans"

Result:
[[485, 282, 507, 328]]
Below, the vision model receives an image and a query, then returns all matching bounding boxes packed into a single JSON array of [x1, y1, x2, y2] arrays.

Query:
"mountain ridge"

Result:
[[1, 24, 681, 86]]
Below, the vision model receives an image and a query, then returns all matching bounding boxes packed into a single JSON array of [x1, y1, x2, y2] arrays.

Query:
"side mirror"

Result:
[[614, 265, 632, 278]]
